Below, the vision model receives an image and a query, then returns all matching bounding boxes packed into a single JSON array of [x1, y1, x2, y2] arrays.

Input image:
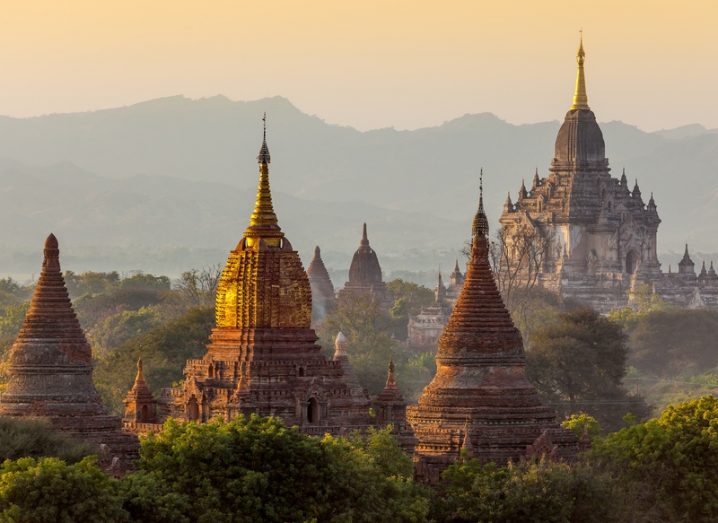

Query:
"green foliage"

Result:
[[318, 294, 396, 394], [432, 458, 618, 523], [592, 396, 718, 522], [346, 426, 413, 478], [136, 415, 429, 523], [561, 412, 601, 440], [607, 283, 667, 329], [0, 417, 95, 463], [626, 308, 718, 376], [95, 307, 213, 412], [527, 307, 649, 430], [64, 270, 121, 298], [87, 306, 161, 355], [0, 302, 28, 362], [387, 279, 435, 338], [119, 273, 171, 291], [118, 472, 191, 523], [0, 456, 126, 523], [0, 278, 32, 308]]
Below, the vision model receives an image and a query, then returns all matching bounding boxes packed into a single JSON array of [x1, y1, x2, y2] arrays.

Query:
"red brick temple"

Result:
[[125, 119, 412, 444], [407, 182, 577, 483], [0, 234, 138, 468]]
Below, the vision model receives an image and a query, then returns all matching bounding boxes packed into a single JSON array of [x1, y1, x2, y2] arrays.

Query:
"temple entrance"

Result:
[[140, 404, 149, 422], [307, 397, 319, 424], [186, 396, 199, 421], [626, 250, 638, 274]]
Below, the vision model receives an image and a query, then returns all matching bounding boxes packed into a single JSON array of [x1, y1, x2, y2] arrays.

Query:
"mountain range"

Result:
[[0, 95, 716, 281]]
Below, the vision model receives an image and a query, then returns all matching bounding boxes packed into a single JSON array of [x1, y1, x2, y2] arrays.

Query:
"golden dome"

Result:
[[214, 117, 312, 329]]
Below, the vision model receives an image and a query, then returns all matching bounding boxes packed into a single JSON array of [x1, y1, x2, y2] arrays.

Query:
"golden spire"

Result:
[[570, 31, 590, 111], [133, 357, 145, 386], [245, 112, 283, 246]]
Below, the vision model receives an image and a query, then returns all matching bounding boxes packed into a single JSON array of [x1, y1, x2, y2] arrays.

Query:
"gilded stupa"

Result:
[[125, 117, 410, 438], [408, 180, 577, 483]]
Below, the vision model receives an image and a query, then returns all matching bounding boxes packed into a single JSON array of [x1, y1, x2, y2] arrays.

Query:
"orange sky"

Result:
[[0, 1, 715, 130]]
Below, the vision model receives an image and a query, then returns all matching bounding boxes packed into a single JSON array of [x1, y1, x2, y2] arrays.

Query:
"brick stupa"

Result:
[[339, 223, 388, 303], [306, 245, 336, 322], [124, 118, 411, 440], [0, 234, 138, 467], [407, 183, 577, 483]]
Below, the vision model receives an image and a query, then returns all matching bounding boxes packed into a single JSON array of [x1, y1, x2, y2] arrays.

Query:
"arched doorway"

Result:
[[186, 396, 199, 421], [626, 250, 638, 274], [140, 404, 149, 422], [307, 397, 319, 424]]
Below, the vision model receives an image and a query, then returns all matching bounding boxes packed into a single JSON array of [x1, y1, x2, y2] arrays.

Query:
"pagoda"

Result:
[[339, 223, 388, 303], [306, 245, 336, 322], [0, 234, 138, 467], [125, 117, 410, 437], [407, 182, 577, 483]]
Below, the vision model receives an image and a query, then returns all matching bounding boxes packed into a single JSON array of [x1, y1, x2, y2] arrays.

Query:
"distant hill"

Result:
[[0, 95, 717, 277]]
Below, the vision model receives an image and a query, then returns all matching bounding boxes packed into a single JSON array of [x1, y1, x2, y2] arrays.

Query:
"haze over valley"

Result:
[[1, 94, 716, 281]]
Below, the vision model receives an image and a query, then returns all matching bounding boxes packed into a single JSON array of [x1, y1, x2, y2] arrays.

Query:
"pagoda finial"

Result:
[[246, 114, 282, 243], [361, 222, 369, 246], [386, 358, 396, 388], [472, 169, 490, 244], [257, 112, 270, 164], [43, 233, 60, 270], [135, 357, 145, 384], [570, 31, 590, 110]]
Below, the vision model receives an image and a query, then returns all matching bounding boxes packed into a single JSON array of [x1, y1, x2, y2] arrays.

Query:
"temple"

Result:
[[407, 272, 452, 348], [339, 223, 389, 303], [407, 188, 577, 483], [499, 36, 718, 312], [306, 245, 336, 323], [0, 234, 138, 469], [124, 118, 412, 445]]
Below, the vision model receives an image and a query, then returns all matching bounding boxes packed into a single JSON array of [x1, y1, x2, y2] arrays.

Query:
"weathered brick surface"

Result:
[[0, 235, 138, 469]]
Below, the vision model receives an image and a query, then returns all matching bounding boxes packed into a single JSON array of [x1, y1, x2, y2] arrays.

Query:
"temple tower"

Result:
[[407, 190, 576, 483], [340, 223, 388, 303], [499, 35, 662, 312], [123, 358, 158, 426], [125, 117, 403, 436], [307, 245, 336, 322], [374, 359, 416, 451], [0, 234, 138, 466]]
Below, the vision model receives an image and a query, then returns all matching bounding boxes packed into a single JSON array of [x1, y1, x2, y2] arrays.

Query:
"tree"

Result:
[[592, 396, 718, 523], [625, 308, 718, 376], [491, 224, 555, 310], [0, 456, 126, 523], [176, 265, 222, 308], [135, 415, 430, 523], [317, 293, 396, 394], [526, 307, 649, 430], [0, 417, 94, 463], [431, 458, 618, 523], [94, 307, 213, 412]]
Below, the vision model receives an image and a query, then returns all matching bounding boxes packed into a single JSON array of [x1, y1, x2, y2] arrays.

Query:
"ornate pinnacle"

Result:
[[386, 359, 397, 388], [472, 169, 490, 243], [246, 114, 282, 242], [361, 222, 369, 246], [570, 31, 590, 110], [257, 112, 271, 164]]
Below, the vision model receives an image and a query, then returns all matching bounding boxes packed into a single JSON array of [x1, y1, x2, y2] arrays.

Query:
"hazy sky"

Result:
[[1, 1, 715, 131]]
